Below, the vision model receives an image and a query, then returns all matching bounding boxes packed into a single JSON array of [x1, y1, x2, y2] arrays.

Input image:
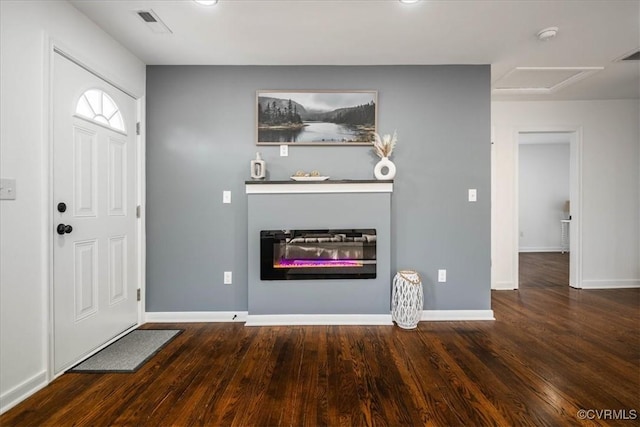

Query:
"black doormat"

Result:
[[69, 329, 182, 373]]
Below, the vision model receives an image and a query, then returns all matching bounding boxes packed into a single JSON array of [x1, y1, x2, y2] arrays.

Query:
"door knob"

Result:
[[56, 224, 73, 235]]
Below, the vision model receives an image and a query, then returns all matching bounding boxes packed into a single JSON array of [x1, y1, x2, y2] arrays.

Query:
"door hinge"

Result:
[[137, 289, 141, 301], [136, 122, 140, 136], [136, 205, 141, 218]]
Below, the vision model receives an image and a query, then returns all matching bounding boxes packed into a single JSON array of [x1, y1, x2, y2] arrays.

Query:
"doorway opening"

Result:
[[515, 129, 582, 289]]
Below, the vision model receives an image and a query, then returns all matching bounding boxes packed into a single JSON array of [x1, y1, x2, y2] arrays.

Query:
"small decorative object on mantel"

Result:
[[290, 170, 330, 181], [372, 131, 397, 180], [392, 270, 423, 329], [250, 152, 266, 180]]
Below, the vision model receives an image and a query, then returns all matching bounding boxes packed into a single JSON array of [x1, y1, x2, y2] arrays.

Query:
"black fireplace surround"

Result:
[[260, 229, 377, 280]]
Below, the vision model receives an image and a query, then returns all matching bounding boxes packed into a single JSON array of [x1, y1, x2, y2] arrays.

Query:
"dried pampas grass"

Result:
[[372, 131, 397, 158]]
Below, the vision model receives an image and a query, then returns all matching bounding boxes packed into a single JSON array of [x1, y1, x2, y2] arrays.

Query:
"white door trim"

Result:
[[43, 38, 144, 382], [137, 95, 146, 324], [53, 48, 137, 100], [512, 126, 583, 289]]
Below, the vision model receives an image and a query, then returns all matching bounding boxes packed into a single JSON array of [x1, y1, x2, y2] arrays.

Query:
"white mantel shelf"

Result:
[[245, 180, 393, 194]]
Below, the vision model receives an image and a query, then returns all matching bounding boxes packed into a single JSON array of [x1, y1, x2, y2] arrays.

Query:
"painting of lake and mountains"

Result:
[[257, 90, 377, 145]]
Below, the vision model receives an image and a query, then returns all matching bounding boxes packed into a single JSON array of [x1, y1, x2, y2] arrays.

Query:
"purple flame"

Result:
[[275, 259, 363, 268]]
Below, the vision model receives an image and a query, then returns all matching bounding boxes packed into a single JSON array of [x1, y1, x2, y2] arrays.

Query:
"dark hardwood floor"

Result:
[[2, 253, 638, 426]]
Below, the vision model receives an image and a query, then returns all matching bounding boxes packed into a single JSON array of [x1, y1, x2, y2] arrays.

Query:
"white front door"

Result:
[[52, 52, 138, 373]]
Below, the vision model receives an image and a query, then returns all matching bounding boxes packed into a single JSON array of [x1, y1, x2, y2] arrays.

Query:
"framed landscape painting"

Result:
[[256, 90, 377, 145]]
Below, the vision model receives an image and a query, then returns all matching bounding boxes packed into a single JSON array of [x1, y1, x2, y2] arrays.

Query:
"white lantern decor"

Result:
[[392, 270, 423, 329], [250, 152, 266, 180]]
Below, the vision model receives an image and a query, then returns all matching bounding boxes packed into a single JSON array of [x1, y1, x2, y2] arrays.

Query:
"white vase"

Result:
[[374, 157, 396, 180]]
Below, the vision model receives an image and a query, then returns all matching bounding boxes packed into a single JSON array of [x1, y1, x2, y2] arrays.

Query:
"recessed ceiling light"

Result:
[[194, 0, 218, 5], [399, 0, 420, 4], [537, 27, 559, 41]]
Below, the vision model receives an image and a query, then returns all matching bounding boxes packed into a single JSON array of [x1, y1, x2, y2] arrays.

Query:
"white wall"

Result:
[[492, 100, 640, 289], [519, 142, 570, 252], [0, 0, 144, 412]]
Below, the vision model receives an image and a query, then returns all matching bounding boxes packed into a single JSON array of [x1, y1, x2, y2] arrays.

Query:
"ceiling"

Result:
[[69, 0, 640, 101]]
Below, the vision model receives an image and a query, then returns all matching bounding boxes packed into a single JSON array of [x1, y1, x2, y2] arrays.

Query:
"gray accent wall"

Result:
[[146, 65, 491, 312]]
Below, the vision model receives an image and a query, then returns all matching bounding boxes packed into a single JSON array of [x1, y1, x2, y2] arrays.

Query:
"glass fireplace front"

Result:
[[260, 229, 377, 280]]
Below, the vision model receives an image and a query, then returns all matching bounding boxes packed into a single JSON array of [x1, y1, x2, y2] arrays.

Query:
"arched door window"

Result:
[[75, 89, 126, 133]]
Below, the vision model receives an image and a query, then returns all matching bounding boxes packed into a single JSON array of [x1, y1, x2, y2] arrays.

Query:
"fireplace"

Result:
[[260, 229, 377, 280]]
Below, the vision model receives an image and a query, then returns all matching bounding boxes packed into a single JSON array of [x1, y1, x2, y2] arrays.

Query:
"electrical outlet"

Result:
[[224, 271, 232, 284], [438, 269, 447, 283], [468, 189, 477, 202], [280, 145, 288, 157], [223, 191, 231, 204]]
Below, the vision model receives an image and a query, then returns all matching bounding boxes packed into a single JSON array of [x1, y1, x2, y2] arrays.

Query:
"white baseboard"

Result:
[[145, 311, 248, 323], [245, 314, 393, 326], [145, 311, 499, 325], [580, 279, 640, 289], [0, 370, 48, 414], [421, 310, 495, 321], [519, 247, 564, 253], [492, 281, 516, 290]]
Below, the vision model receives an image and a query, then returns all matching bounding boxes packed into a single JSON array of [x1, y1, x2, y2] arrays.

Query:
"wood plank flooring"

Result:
[[2, 253, 638, 426]]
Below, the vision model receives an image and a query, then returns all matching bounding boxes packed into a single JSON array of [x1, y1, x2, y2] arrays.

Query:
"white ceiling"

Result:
[[69, 0, 640, 101]]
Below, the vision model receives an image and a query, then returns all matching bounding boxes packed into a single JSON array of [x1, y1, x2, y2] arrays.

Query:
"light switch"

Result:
[[224, 271, 232, 285], [438, 269, 447, 283], [223, 191, 231, 204], [468, 189, 477, 202], [280, 145, 289, 157], [0, 178, 16, 200]]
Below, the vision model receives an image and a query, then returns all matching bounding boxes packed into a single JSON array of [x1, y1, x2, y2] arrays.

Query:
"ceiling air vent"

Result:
[[135, 9, 172, 34], [137, 11, 157, 23], [620, 50, 640, 61]]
